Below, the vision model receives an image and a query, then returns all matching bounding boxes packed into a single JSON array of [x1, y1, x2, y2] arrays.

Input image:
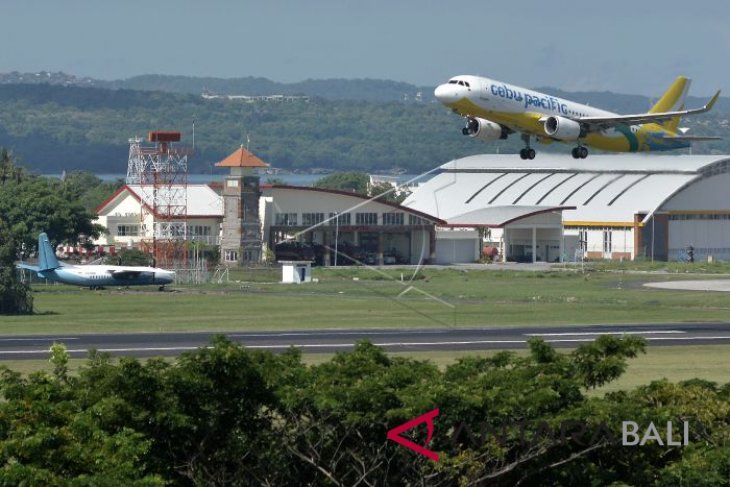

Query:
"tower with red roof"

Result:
[[216, 145, 270, 264]]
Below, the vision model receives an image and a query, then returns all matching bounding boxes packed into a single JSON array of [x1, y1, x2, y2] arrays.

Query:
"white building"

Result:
[[95, 184, 223, 247], [263, 185, 443, 265], [404, 154, 730, 262]]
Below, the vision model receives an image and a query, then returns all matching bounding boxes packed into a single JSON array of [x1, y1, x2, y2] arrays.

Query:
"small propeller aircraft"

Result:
[[18, 232, 175, 290]]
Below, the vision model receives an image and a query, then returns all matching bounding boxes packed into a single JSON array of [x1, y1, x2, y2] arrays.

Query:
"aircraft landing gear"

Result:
[[158, 285, 166, 292], [519, 134, 536, 160], [571, 146, 588, 159], [520, 148, 536, 160]]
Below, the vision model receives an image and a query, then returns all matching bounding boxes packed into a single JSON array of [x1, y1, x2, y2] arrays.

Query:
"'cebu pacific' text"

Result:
[[490, 83, 568, 115]]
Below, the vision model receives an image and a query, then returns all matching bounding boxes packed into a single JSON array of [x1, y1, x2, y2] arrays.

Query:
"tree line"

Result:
[[0, 336, 727, 485]]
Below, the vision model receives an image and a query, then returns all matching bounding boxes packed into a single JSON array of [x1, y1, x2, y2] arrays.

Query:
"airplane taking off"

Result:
[[18, 233, 175, 290], [434, 75, 721, 159]]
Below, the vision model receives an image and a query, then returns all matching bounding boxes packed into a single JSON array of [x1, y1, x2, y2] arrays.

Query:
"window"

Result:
[[382, 213, 404, 225], [328, 212, 351, 225], [117, 224, 139, 236], [578, 229, 588, 251], [226, 179, 239, 187], [603, 230, 612, 254], [275, 213, 298, 226], [669, 213, 730, 221], [188, 225, 211, 236], [356, 212, 378, 225], [409, 215, 429, 225], [302, 213, 325, 226], [224, 250, 238, 262]]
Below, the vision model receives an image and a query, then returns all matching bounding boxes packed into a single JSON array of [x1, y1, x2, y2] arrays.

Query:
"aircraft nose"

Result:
[[434, 84, 460, 104]]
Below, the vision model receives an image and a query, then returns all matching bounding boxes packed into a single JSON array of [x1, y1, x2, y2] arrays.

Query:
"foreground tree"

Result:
[[0, 337, 727, 485], [0, 347, 163, 485]]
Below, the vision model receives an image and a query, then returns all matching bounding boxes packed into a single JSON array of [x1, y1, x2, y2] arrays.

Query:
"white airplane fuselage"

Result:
[[38, 264, 175, 287]]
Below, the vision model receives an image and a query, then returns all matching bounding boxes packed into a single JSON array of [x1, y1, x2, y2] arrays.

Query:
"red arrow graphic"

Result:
[[387, 408, 440, 462]]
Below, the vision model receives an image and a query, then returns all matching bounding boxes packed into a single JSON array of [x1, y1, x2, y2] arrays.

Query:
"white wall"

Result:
[[563, 227, 634, 259], [270, 188, 398, 217], [410, 229, 431, 264]]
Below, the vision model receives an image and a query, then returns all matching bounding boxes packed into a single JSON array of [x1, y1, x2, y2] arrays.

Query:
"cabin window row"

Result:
[[274, 212, 426, 227]]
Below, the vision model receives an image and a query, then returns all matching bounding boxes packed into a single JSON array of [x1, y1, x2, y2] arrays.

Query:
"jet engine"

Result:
[[463, 117, 508, 141], [543, 116, 582, 141]]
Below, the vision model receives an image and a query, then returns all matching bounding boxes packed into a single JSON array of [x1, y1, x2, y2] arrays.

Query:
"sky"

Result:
[[3, 0, 727, 96]]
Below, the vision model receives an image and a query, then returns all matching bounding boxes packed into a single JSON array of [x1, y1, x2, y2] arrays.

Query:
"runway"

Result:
[[0, 322, 729, 360]]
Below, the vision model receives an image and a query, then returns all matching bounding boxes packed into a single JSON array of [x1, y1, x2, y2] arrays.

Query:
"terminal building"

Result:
[[404, 154, 730, 262], [95, 146, 730, 265]]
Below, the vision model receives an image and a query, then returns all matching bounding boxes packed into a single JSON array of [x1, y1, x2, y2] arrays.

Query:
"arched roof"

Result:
[[404, 154, 730, 226], [443, 205, 575, 228]]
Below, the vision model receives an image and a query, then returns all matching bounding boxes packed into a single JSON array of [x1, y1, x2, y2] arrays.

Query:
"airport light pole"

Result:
[[334, 211, 339, 267]]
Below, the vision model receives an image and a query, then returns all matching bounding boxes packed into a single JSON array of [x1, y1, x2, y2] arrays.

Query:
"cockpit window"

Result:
[[448, 79, 470, 88]]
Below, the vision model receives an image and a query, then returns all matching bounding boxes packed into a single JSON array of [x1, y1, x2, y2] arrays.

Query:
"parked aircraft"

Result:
[[434, 75, 721, 159], [18, 233, 174, 290]]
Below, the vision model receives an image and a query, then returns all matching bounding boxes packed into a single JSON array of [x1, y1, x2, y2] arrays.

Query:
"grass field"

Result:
[[3, 267, 730, 335]]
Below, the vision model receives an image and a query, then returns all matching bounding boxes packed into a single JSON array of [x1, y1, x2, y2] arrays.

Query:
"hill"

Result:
[[0, 75, 727, 175]]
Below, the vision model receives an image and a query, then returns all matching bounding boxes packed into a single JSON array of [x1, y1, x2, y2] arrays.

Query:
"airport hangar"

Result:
[[403, 153, 730, 263]]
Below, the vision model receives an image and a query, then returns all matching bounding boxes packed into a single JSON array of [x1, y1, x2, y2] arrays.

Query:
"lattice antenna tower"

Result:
[[126, 131, 192, 268]]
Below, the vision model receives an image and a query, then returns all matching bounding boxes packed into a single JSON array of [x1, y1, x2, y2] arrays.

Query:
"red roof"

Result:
[[216, 145, 270, 168]]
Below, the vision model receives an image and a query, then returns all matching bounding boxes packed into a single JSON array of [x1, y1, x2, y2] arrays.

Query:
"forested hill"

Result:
[[0, 71, 433, 103], [0, 80, 727, 175]]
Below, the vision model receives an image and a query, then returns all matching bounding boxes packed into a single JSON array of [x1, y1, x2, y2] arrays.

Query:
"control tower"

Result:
[[216, 145, 269, 265]]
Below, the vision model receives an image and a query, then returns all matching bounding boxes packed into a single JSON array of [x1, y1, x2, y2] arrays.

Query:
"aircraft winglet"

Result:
[[704, 90, 721, 112]]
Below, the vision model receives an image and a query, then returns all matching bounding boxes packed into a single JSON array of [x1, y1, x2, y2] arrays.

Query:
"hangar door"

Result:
[[668, 218, 730, 261], [435, 237, 478, 264]]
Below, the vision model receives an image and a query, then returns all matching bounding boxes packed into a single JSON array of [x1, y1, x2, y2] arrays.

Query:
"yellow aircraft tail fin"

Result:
[[650, 76, 691, 113], [650, 76, 691, 131]]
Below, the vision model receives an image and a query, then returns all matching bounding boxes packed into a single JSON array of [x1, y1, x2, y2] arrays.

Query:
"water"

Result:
[[77, 173, 428, 186]]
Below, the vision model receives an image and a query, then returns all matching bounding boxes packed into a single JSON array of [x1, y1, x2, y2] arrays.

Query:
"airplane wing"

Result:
[[16, 263, 40, 272], [577, 90, 721, 128], [658, 135, 722, 141]]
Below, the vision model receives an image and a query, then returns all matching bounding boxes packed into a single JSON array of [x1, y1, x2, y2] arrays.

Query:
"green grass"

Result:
[[592, 345, 730, 394], [582, 259, 730, 274], [3, 268, 730, 334], [0, 358, 88, 376]]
